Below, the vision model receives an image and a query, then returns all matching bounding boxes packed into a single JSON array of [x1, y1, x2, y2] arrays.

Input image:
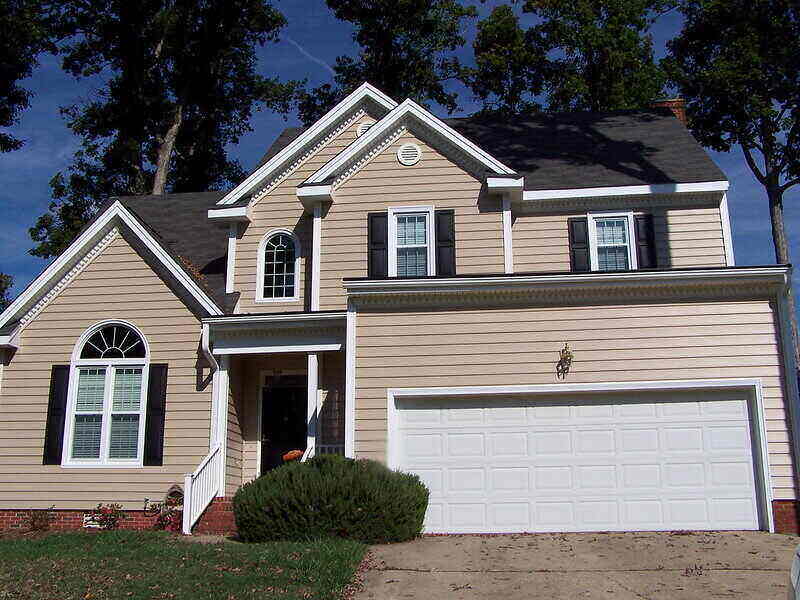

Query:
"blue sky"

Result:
[[1, 1, 798, 298]]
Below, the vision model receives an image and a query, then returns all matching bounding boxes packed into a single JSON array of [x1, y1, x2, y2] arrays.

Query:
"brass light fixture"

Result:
[[556, 342, 574, 379]]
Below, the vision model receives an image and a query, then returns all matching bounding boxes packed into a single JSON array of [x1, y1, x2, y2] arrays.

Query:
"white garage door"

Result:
[[394, 390, 762, 533]]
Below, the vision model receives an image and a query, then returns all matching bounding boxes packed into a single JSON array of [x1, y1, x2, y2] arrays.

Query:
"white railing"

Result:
[[316, 444, 345, 455], [182, 444, 222, 535]]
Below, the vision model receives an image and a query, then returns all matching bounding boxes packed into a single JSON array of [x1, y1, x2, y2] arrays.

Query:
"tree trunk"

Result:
[[768, 186, 800, 365], [152, 105, 183, 195]]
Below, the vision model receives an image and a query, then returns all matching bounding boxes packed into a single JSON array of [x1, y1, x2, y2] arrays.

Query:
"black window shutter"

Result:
[[568, 217, 591, 272], [435, 210, 456, 276], [634, 214, 657, 269], [144, 363, 168, 466], [367, 213, 388, 278], [43, 365, 70, 465]]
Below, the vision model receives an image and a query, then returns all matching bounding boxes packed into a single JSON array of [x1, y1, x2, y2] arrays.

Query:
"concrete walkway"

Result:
[[355, 531, 798, 599]]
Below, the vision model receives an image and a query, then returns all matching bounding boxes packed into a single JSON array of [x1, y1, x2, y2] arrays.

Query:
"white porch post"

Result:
[[307, 353, 319, 456], [345, 300, 356, 458], [212, 356, 230, 496]]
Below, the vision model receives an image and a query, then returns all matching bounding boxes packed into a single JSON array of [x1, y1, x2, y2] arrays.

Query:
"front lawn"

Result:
[[0, 530, 366, 600]]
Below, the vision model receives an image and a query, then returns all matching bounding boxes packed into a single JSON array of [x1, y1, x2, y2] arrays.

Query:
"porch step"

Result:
[[191, 498, 237, 536]]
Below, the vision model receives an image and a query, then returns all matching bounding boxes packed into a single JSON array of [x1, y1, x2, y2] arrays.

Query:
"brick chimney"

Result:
[[651, 98, 687, 126]]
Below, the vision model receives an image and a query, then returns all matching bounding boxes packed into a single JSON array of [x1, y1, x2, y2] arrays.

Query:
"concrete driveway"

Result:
[[355, 531, 798, 599]]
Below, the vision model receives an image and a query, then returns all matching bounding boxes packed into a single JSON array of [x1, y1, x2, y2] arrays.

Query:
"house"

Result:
[[0, 83, 797, 536]]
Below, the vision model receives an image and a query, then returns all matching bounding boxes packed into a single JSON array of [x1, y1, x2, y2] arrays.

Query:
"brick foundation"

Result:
[[0, 508, 163, 532], [192, 498, 236, 535], [772, 500, 799, 534]]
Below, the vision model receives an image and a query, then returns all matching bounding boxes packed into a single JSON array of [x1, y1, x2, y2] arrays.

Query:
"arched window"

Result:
[[64, 322, 149, 466], [256, 230, 300, 302]]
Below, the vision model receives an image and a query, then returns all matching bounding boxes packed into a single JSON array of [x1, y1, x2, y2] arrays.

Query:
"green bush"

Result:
[[233, 455, 429, 544]]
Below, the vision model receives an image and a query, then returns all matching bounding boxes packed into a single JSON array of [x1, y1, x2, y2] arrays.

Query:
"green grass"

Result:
[[0, 530, 366, 600]]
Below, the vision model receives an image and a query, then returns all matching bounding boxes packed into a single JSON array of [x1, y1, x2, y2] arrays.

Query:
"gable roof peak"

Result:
[[216, 81, 397, 206]]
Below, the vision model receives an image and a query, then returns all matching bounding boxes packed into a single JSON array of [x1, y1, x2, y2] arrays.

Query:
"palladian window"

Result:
[[65, 322, 149, 466]]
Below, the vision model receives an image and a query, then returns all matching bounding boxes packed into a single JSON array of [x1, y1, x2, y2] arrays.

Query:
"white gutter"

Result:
[[344, 266, 789, 295], [522, 180, 729, 201]]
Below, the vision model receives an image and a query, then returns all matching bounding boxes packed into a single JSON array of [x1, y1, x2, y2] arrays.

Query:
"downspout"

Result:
[[776, 269, 800, 502], [201, 323, 218, 373]]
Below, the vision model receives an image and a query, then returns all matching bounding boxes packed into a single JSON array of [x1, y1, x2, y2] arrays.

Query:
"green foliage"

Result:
[[465, 0, 671, 114], [0, 0, 55, 153], [90, 503, 126, 530], [30, 0, 300, 259], [0, 273, 12, 312], [461, 5, 547, 115], [665, 0, 800, 195], [0, 531, 366, 600], [234, 454, 429, 544], [296, 0, 477, 125]]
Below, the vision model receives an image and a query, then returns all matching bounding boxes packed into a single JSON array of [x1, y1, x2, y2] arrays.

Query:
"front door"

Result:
[[261, 383, 307, 474]]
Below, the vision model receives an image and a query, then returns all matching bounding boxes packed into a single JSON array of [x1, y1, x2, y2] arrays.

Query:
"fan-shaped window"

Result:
[[80, 323, 145, 359], [257, 230, 300, 302], [64, 322, 149, 466]]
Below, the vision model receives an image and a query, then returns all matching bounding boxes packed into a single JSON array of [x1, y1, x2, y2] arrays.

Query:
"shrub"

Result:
[[233, 455, 429, 544], [90, 503, 126, 530], [23, 505, 55, 532]]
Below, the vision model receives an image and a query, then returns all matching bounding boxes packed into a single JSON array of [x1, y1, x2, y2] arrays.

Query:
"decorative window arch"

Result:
[[63, 321, 149, 466], [256, 229, 301, 303]]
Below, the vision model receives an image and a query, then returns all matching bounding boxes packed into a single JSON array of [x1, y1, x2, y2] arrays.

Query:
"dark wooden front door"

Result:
[[261, 384, 307, 474]]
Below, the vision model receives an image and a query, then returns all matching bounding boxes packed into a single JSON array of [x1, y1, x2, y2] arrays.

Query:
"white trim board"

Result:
[[304, 98, 516, 186], [214, 343, 342, 356], [204, 312, 345, 325], [0, 201, 223, 332], [386, 378, 774, 533], [217, 83, 397, 206], [343, 266, 790, 295], [720, 192, 736, 266], [522, 181, 729, 201]]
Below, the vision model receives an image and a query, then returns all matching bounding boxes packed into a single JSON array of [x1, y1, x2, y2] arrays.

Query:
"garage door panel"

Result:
[[395, 392, 762, 533]]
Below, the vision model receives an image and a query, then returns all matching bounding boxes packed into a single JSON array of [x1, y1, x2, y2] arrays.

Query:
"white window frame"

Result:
[[61, 320, 150, 468], [388, 206, 436, 277], [587, 211, 638, 272], [256, 228, 301, 303]]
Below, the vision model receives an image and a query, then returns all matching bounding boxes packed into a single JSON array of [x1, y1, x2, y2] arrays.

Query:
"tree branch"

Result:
[[739, 142, 767, 184]]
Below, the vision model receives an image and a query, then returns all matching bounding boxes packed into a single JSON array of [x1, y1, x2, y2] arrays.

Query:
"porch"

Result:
[[182, 312, 348, 534]]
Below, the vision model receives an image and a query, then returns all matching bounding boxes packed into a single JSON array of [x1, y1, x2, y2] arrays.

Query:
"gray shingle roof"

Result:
[[254, 108, 725, 190], [117, 192, 237, 311], [446, 108, 725, 190]]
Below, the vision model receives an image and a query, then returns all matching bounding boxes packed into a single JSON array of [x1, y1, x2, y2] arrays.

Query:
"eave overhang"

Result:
[[343, 266, 790, 306], [207, 205, 252, 222], [203, 312, 346, 355], [520, 180, 729, 204]]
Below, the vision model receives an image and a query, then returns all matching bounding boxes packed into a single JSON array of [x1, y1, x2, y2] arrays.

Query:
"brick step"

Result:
[[192, 498, 237, 536]]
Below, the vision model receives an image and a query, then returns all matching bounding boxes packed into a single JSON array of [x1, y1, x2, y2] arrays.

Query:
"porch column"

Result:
[[307, 353, 319, 455], [210, 355, 230, 495]]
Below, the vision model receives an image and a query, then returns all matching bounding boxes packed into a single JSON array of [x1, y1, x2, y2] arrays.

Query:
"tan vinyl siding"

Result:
[[353, 300, 794, 500], [235, 116, 378, 313], [320, 131, 504, 311], [0, 233, 212, 510], [513, 202, 727, 273]]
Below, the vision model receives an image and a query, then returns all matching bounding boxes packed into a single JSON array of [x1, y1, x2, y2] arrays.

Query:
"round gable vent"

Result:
[[356, 121, 375, 136], [397, 143, 422, 166]]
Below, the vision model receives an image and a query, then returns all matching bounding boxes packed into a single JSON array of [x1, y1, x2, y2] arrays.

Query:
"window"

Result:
[[64, 322, 148, 466], [588, 212, 637, 272], [256, 230, 300, 302], [388, 206, 436, 277]]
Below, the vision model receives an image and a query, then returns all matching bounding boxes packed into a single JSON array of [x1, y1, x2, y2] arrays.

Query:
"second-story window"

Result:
[[257, 230, 300, 302], [388, 206, 436, 277], [588, 212, 637, 272]]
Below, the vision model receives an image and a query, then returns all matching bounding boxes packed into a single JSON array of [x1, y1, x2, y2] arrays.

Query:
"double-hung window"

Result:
[[65, 322, 148, 466], [388, 206, 436, 277], [588, 212, 638, 272]]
